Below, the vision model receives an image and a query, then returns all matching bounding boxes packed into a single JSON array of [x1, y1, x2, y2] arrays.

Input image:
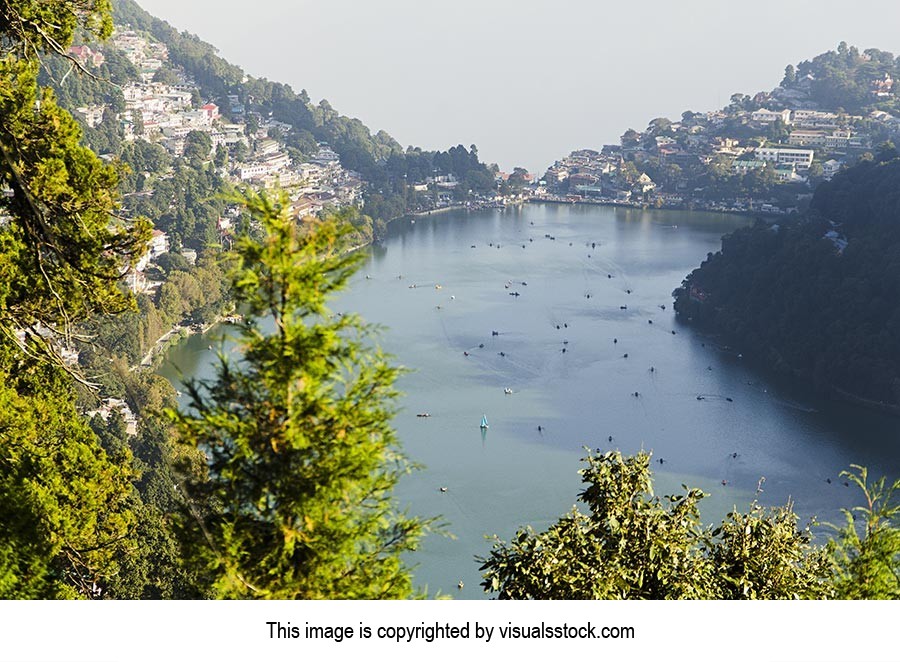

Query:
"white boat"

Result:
[[480, 414, 489, 429]]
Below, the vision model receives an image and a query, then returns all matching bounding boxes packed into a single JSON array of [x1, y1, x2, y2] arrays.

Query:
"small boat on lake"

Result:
[[480, 414, 489, 429]]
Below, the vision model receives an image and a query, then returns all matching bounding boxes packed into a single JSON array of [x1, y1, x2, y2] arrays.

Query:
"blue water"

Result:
[[158, 203, 900, 598]]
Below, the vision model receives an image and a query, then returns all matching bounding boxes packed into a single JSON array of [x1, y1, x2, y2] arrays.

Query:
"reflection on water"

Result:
[[158, 203, 900, 598]]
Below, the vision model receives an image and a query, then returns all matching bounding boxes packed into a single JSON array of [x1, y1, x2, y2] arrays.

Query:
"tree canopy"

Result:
[[168, 191, 429, 598], [479, 450, 834, 599], [674, 153, 900, 409], [480, 450, 899, 599]]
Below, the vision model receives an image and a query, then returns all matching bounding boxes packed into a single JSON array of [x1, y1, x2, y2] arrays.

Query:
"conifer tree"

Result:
[[0, 1, 150, 349], [170, 191, 428, 598], [0, 0, 149, 597]]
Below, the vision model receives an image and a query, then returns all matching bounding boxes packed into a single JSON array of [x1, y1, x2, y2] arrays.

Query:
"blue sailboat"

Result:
[[480, 414, 489, 429]]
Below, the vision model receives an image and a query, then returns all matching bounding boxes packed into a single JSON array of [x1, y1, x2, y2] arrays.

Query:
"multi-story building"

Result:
[[751, 108, 791, 124], [755, 147, 814, 170]]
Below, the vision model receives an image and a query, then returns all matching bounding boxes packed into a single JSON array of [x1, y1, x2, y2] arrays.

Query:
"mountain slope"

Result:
[[674, 151, 900, 410], [110, 0, 496, 213]]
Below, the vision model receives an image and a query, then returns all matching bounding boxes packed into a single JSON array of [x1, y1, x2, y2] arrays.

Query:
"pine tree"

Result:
[[170, 191, 428, 598], [0, 1, 150, 350], [0, 0, 150, 597]]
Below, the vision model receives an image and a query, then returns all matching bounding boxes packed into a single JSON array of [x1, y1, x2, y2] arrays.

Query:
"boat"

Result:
[[480, 414, 489, 429], [504, 388, 512, 395]]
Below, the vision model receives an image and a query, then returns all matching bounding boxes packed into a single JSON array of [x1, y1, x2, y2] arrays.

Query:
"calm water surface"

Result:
[[159, 204, 900, 598]]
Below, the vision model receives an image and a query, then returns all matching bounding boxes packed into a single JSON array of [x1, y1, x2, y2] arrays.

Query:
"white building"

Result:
[[86, 398, 138, 436], [74, 105, 105, 128], [822, 159, 843, 179], [256, 138, 280, 156], [788, 130, 828, 147], [751, 108, 792, 124], [312, 145, 341, 165], [148, 229, 169, 258], [755, 147, 814, 170], [237, 152, 292, 181], [791, 109, 839, 128], [789, 129, 865, 151]]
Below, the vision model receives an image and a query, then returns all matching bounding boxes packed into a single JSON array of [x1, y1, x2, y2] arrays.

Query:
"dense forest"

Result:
[[674, 149, 900, 410]]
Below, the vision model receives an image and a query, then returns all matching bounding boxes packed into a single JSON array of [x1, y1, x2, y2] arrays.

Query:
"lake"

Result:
[[158, 203, 900, 598]]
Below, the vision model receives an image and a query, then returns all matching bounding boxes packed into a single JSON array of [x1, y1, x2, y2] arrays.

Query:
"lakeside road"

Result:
[[410, 205, 466, 217], [137, 316, 232, 370], [526, 195, 779, 220], [138, 325, 187, 368]]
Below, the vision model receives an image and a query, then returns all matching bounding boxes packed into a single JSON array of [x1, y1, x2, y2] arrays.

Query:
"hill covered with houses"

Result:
[[52, 0, 505, 238], [25, 0, 518, 448], [535, 42, 900, 215]]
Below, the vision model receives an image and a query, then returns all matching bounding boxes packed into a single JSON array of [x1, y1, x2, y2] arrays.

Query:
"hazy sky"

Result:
[[137, 0, 900, 172]]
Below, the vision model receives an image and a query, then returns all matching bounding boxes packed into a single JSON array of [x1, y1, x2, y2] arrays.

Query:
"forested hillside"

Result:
[[674, 150, 900, 410], [785, 42, 900, 114]]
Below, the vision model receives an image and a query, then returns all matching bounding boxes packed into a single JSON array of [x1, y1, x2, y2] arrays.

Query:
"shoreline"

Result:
[[138, 324, 188, 368], [408, 204, 467, 218], [137, 313, 239, 371], [832, 386, 900, 416], [526, 196, 780, 220], [675, 312, 900, 419]]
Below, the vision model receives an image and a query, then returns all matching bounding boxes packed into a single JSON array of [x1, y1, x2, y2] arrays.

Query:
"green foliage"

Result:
[[1, 0, 113, 58], [118, 152, 227, 250], [479, 450, 834, 599], [168, 190, 428, 598], [709, 500, 832, 599], [0, 57, 150, 341], [674, 155, 900, 408], [0, 339, 135, 598], [38, 49, 136, 116], [183, 130, 212, 165], [828, 466, 900, 599], [781, 64, 796, 87], [791, 44, 900, 114]]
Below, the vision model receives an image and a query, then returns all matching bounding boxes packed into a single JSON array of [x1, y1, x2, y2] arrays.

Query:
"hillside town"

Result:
[[62, 29, 384, 304], [71, 29, 366, 224], [533, 70, 900, 214]]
